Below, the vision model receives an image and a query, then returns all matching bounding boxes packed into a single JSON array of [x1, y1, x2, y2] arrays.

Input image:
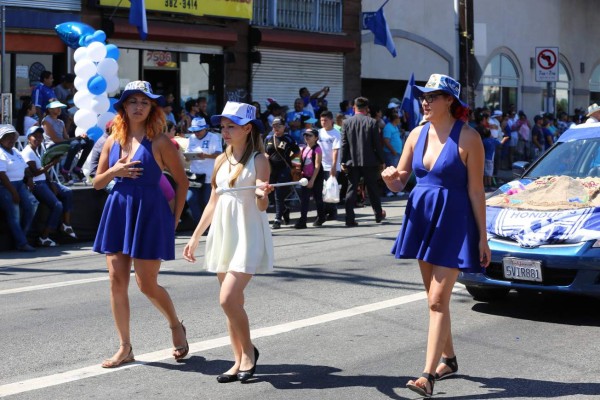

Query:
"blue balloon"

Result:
[[55, 22, 95, 49], [87, 126, 104, 142], [108, 97, 118, 113], [88, 30, 107, 44], [88, 75, 107, 95], [105, 44, 120, 61]]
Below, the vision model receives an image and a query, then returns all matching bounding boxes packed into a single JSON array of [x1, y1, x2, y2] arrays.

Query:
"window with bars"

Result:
[[252, 0, 342, 33]]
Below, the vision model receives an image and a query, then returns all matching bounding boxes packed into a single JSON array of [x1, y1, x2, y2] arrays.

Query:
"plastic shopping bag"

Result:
[[323, 176, 340, 203]]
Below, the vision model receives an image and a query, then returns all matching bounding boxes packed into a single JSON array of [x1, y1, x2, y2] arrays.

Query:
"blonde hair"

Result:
[[112, 99, 166, 146], [211, 123, 265, 189]]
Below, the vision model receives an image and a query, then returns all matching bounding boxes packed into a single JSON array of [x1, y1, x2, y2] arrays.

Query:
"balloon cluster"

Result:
[[55, 22, 120, 142]]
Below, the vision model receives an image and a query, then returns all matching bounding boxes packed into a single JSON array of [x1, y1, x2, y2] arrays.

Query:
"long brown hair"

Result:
[[112, 99, 166, 146], [211, 122, 265, 189]]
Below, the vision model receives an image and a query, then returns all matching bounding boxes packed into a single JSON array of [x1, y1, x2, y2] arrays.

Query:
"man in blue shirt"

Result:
[[31, 71, 56, 121], [286, 98, 313, 144]]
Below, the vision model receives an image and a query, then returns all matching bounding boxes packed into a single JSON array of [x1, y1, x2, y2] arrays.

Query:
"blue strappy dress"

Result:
[[93, 137, 175, 260], [391, 121, 481, 272]]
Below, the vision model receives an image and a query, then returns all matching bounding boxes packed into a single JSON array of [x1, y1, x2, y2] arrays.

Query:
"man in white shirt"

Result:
[[318, 110, 342, 221], [185, 117, 223, 224]]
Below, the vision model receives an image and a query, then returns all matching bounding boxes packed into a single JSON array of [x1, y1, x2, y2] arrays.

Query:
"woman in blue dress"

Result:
[[93, 81, 190, 368], [382, 74, 490, 397]]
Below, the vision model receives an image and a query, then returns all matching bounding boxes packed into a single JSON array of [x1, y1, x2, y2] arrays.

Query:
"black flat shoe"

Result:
[[216, 373, 238, 383], [282, 208, 290, 225], [237, 346, 259, 383]]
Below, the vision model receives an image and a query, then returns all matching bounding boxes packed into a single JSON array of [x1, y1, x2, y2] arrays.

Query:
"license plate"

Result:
[[502, 257, 543, 282]]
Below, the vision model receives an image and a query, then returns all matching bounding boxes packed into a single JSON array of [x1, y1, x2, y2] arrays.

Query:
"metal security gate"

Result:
[[251, 48, 344, 114]]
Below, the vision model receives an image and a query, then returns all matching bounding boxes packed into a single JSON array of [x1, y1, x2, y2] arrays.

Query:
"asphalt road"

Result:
[[1, 198, 599, 399]]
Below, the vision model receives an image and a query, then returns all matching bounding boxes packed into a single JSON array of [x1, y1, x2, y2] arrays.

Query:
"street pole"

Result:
[[1, 4, 5, 94], [458, 0, 474, 108]]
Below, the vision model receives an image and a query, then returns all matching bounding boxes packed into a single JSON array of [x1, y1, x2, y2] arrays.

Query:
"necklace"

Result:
[[225, 150, 240, 166]]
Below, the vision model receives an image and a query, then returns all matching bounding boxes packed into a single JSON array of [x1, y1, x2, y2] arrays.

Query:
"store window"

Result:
[[589, 64, 600, 104], [555, 62, 570, 114], [481, 53, 519, 112], [116, 48, 140, 92]]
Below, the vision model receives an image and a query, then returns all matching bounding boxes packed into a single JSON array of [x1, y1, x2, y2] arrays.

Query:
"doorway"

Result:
[[143, 68, 179, 107]]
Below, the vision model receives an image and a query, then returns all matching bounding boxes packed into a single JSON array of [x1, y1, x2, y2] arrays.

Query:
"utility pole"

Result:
[[458, 0, 474, 109]]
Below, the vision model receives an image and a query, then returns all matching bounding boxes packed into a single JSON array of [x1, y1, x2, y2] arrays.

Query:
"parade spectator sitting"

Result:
[[53, 73, 75, 121], [43, 100, 94, 184], [16, 98, 39, 137], [0, 124, 38, 252], [22, 126, 76, 246], [31, 71, 56, 121], [295, 128, 325, 229], [186, 117, 223, 224]]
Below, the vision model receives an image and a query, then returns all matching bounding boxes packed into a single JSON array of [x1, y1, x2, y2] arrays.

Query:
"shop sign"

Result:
[[98, 0, 253, 20], [143, 51, 178, 68]]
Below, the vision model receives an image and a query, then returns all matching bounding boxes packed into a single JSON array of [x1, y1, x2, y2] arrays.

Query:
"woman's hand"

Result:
[[111, 155, 143, 179], [182, 238, 199, 262], [381, 166, 405, 193], [479, 238, 491, 268], [256, 182, 274, 199]]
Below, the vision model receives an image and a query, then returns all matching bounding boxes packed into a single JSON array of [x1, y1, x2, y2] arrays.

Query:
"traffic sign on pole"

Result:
[[535, 47, 559, 82]]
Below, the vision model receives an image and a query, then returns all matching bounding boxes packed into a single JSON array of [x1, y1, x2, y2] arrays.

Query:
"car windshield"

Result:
[[524, 138, 600, 179]]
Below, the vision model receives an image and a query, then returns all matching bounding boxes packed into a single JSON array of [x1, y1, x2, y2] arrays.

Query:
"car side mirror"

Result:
[[512, 161, 530, 178]]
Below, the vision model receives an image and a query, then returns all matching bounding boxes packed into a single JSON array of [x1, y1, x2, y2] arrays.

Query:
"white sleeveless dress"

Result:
[[204, 153, 274, 274]]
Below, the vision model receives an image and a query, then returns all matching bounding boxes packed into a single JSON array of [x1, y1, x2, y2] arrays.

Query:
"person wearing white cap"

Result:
[[21, 126, 76, 247], [381, 73, 490, 397], [584, 103, 600, 124], [183, 101, 275, 383], [92, 80, 190, 368], [0, 124, 38, 251], [185, 117, 223, 224]]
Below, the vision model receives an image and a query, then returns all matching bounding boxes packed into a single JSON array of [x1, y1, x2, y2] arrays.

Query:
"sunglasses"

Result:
[[419, 93, 442, 104]]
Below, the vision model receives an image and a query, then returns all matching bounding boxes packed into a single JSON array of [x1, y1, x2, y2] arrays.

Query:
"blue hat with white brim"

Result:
[[189, 117, 208, 132], [210, 101, 264, 133], [412, 74, 468, 108]]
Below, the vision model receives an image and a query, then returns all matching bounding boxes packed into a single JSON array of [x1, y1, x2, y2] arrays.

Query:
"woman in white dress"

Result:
[[183, 102, 274, 383]]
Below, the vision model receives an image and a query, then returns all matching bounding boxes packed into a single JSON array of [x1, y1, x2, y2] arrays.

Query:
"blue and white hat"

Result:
[[114, 80, 166, 111], [210, 101, 264, 132], [27, 125, 44, 137], [189, 117, 208, 132], [413, 74, 467, 108]]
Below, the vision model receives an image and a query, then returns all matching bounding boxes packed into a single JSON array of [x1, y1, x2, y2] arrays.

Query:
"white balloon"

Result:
[[73, 47, 88, 63], [74, 109, 98, 131], [75, 127, 87, 137], [97, 58, 118, 78], [87, 41, 107, 63], [73, 90, 94, 110], [91, 96, 110, 114], [74, 76, 87, 91], [97, 112, 116, 131], [74, 59, 97, 80], [106, 76, 120, 94]]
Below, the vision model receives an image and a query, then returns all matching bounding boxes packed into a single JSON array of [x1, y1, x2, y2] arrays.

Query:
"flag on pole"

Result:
[[362, 3, 396, 57], [129, 0, 148, 40], [401, 73, 421, 130]]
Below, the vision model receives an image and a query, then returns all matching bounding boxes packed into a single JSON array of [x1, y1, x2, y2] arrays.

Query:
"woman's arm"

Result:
[[42, 120, 63, 143], [381, 125, 420, 192], [463, 125, 491, 267], [93, 136, 142, 190], [254, 153, 273, 212], [156, 134, 189, 227]]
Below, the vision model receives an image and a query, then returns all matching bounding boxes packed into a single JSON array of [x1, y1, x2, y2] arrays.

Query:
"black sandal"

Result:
[[435, 356, 458, 380], [406, 372, 435, 398]]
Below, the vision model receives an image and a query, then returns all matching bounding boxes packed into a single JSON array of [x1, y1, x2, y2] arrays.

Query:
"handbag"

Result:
[[323, 175, 340, 203]]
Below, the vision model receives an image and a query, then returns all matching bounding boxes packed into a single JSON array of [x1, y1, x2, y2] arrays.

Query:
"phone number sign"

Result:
[[535, 47, 559, 82]]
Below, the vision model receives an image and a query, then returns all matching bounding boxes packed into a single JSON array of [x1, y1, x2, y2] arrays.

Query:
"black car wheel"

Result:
[[465, 285, 510, 302]]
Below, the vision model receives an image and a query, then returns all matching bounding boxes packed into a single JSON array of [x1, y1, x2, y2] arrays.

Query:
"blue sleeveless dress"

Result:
[[391, 121, 481, 272], [93, 137, 175, 260]]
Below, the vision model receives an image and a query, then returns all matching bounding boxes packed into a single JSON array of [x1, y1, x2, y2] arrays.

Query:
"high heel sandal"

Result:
[[435, 356, 458, 380], [101, 343, 135, 368], [171, 320, 189, 361], [237, 346, 259, 383], [406, 373, 435, 398]]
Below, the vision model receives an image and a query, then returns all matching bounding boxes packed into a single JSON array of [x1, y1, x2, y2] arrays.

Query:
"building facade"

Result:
[[361, 0, 600, 118]]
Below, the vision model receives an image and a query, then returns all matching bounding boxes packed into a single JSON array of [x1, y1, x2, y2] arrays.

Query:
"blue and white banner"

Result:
[[362, 2, 396, 58], [401, 73, 421, 130], [487, 206, 600, 247]]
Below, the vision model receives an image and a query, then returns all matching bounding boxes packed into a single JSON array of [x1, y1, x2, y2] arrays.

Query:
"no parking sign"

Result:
[[535, 47, 559, 82]]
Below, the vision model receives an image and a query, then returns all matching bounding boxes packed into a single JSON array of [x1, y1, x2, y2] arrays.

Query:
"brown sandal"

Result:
[[171, 320, 189, 361], [101, 343, 135, 368], [406, 373, 435, 398]]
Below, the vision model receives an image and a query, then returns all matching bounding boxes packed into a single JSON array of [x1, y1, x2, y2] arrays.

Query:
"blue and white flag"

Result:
[[362, 4, 396, 57], [401, 73, 421, 130], [129, 0, 148, 41]]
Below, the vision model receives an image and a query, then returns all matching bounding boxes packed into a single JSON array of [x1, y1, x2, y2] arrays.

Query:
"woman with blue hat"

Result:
[[183, 101, 274, 383], [382, 74, 490, 397], [92, 80, 190, 368]]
